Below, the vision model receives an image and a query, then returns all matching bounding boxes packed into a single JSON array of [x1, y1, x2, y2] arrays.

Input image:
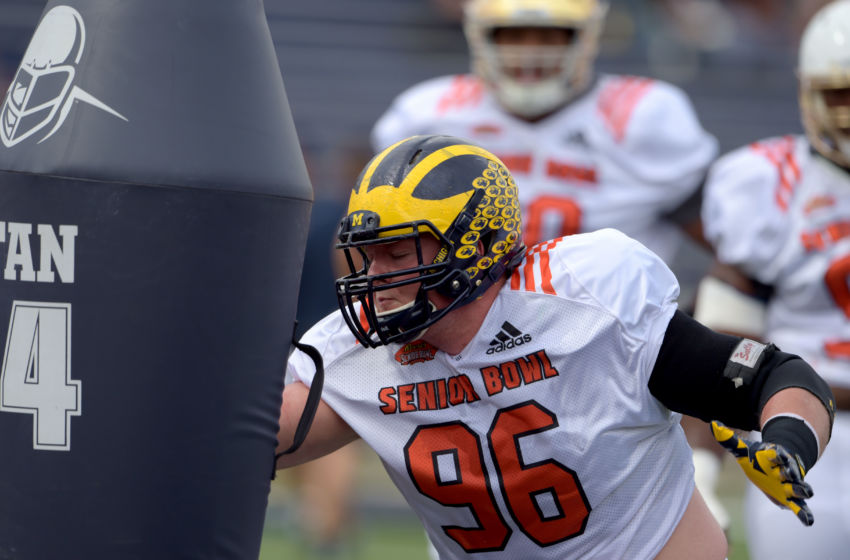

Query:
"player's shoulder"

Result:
[[289, 310, 361, 377], [371, 73, 487, 152], [712, 135, 809, 185], [593, 74, 698, 141], [508, 229, 679, 327], [388, 73, 485, 114], [701, 136, 811, 276], [588, 73, 717, 182], [706, 135, 810, 209]]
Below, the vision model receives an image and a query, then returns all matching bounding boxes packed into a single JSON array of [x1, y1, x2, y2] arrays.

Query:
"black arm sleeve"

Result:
[[648, 310, 761, 430], [647, 310, 834, 432]]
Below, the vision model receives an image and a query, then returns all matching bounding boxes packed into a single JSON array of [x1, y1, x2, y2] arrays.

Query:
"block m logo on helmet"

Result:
[[0, 5, 127, 148]]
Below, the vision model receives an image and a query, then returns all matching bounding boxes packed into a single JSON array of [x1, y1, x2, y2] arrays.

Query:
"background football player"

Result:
[[696, 1, 850, 557], [370, 0, 730, 531], [372, 0, 715, 285]]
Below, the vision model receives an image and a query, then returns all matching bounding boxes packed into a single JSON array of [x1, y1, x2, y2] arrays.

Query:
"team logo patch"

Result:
[[730, 339, 766, 368], [486, 321, 532, 354], [394, 340, 438, 365], [1, 5, 128, 148]]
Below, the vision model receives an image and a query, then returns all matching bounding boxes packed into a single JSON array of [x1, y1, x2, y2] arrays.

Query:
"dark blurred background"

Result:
[[0, 0, 828, 199]]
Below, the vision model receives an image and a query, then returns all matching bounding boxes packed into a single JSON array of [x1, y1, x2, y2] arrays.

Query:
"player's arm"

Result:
[[648, 310, 834, 524], [678, 260, 767, 531], [693, 263, 850, 410], [664, 184, 723, 255], [649, 310, 833, 454], [276, 380, 360, 469], [692, 261, 772, 340]]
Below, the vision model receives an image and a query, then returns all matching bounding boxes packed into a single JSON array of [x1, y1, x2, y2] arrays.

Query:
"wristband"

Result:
[[761, 414, 819, 472]]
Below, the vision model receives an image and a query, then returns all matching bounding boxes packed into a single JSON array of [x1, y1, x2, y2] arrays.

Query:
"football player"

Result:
[[371, 0, 728, 531], [277, 135, 833, 560], [696, 1, 850, 557], [372, 0, 715, 274]]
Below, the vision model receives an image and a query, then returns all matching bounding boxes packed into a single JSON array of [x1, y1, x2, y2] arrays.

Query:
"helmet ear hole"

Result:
[[408, 148, 424, 165], [477, 232, 493, 256]]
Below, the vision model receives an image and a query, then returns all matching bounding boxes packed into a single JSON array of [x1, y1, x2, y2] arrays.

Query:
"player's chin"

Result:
[[375, 297, 408, 315]]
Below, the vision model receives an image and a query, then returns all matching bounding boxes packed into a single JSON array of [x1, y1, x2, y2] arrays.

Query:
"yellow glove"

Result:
[[710, 420, 814, 526]]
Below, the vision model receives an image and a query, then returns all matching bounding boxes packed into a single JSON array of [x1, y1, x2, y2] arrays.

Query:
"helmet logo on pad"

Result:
[[1, 5, 128, 148], [394, 340, 438, 365]]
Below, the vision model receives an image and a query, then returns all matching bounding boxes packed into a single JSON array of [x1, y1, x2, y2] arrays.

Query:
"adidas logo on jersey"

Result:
[[486, 321, 532, 354]]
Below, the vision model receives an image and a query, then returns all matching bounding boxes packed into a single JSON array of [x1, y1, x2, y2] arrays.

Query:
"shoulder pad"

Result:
[[590, 75, 717, 187], [510, 229, 679, 331], [702, 135, 808, 280], [371, 74, 481, 152]]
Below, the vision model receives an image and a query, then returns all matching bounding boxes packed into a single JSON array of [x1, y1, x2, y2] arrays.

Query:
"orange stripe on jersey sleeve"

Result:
[[437, 75, 484, 114], [509, 238, 564, 295], [749, 136, 801, 211], [539, 249, 556, 295], [825, 340, 850, 359], [779, 141, 801, 209], [524, 251, 537, 290], [510, 266, 522, 290], [597, 76, 653, 143]]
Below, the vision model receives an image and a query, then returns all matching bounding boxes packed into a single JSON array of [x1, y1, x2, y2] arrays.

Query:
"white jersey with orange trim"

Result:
[[288, 229, 694, 560], [703, 135, 850, 389], [371, 73, 717, 263], [703, 135, 850, 560]]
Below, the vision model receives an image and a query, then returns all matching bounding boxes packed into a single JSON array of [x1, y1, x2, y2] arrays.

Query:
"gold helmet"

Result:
[[464, 0, 608, 119], [336, 135, 525, 347], [799, 0, 850, 167]]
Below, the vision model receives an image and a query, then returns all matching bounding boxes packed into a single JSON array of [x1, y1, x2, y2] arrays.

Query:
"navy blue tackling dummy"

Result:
[[0, 2, 312, 558]]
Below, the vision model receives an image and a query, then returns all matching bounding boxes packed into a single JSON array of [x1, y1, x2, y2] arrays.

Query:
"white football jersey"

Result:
[[288, 229, 693, 559], [371, 74, 718, 264], [703, 135, 850, 389]]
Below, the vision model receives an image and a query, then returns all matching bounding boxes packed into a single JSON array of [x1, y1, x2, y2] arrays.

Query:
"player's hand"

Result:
[[710, 420, 814, 526]]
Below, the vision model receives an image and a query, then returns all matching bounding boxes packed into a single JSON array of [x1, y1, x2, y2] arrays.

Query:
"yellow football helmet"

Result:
[[464, 0, 608, 119], [799, 0, 850, 167], [336, 135, 525, 347]]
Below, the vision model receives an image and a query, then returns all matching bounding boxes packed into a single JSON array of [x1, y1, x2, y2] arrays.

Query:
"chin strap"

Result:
[[271, 323, 325, 478]]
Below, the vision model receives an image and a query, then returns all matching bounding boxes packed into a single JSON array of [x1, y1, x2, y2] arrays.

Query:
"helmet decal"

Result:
[[1, 5, 128, 148], [349, 136, 518, 236]]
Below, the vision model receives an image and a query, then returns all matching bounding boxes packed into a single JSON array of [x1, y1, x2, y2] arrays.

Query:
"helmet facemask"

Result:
[[800, 80, 850, 168], [464, 0, 608, 119], [336, 219, 470, 348]]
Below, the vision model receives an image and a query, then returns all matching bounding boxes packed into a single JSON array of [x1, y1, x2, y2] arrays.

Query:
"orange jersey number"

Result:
[[404, 401, 591, 552], [824, 254, 850, 359], [523, 195, 582, 247]]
